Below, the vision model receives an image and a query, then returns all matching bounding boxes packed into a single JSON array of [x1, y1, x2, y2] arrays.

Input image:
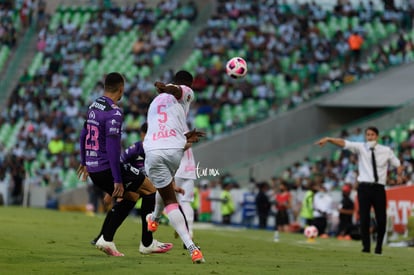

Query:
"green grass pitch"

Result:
[[0, 207, 413, 274]]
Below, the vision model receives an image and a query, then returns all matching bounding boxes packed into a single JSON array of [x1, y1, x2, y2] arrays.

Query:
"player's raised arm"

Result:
[[314, 137, 345, 148], [154, 81, 182, 100]]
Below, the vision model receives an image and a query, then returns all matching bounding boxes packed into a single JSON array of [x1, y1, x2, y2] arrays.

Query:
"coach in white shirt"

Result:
[[315, 126, 404, 255]]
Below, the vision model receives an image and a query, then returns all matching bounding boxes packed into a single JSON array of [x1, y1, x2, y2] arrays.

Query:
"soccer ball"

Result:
[[226, 57, 248, 78], [304, 225, 318, 239]]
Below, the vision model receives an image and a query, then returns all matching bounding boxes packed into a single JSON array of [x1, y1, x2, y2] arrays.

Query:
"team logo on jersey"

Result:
[[114, 110, 122, 116], [90, 101, 106, 110], [111, 119, 117, 125], [89, 111, 96, 119]]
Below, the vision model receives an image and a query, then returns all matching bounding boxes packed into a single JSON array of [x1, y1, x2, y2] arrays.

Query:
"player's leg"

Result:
[[91, 193, 114, 245], [137, 178, 173, 254], [157, 182, 204, 262], [372, 185, 386, 254], [175, 177, 195, 239], [102, 195, 137, 241], [89, 169, 138, 256], [98, 164, 143, 244], [357, 184, 372, 253], [137, 178, 156, 247], [145, 150, 204, 263]]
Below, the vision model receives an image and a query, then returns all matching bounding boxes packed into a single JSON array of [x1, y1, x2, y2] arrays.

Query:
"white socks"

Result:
[[165, 203, 194, 250], [180, 201, 194, 239], [152, 191, 165, 222]]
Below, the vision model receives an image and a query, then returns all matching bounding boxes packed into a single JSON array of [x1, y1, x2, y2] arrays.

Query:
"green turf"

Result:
[[0, 207, 413, 274]]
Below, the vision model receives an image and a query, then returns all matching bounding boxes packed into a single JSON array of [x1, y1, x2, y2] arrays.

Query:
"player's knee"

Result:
[[124, 191, 139, 202]]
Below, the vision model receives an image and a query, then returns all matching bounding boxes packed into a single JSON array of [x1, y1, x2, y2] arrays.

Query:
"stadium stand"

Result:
[[0, 1, 21, 72], [186, 0, 413, 139], [0, 0, 199, 205]]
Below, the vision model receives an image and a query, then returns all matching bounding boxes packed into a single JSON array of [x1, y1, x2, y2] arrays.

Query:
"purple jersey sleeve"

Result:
[[79, 124, 87, 165], [105, 112, 123, 183]]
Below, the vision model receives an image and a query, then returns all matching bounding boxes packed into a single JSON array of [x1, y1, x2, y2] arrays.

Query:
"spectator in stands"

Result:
[[348, 31, 364, 65], [48, 135, 64, 156], [349, 127, 365, 142]]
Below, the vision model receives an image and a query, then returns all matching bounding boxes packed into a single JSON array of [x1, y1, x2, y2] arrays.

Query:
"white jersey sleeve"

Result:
[[143, 93, 187, 152], [177, 85, 194, 116]]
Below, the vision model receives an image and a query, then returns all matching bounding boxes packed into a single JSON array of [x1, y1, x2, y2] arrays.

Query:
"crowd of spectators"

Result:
[[0, 0, 45, 49], [187, 0, 414, 135], [0, 0, 198, 205], [1, 0, 414, 206], [0, 1, 18, 48]]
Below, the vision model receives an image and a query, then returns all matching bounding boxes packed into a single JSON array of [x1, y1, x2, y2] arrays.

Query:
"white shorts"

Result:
[[145, 149, 183, 189], [174, 177, 195, 202]]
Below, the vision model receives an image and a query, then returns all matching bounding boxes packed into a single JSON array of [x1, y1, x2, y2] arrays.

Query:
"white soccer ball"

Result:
[[304, 225, 318, 239], [225, 57, 248, 79]]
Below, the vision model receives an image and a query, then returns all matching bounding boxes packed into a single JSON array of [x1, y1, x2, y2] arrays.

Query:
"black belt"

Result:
[[359, 182, 384, 187]]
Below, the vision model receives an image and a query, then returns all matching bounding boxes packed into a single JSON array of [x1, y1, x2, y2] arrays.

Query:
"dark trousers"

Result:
[[313, 217, 327, 235], [258, 214, 268, 229], [357, 183, 386, 253]]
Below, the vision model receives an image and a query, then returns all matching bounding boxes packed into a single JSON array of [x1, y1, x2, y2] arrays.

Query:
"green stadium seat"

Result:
[[318, 63, 330, 76], [194, 114, 210, 130], [288, 81, 300, 93], [244, 98, 257, 120], [280, 57, 290, 73], [256, 99, 269, 119], [220, 104, 233, 127], [153, 54, 162, 66], [332, 149, 342, 162], [128, 132, 139, 145], [386, 23, 397, 36], [275, 85, 289, 99], [139, 66, 151, 78], [408, 119, 414, 131], [232, 105, 246, 126], [212, 122, 224, 136]]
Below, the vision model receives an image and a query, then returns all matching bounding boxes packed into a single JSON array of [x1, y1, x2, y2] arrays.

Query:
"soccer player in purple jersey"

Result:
[[121, 123, 147, 175], [89, 122, 173, 255]]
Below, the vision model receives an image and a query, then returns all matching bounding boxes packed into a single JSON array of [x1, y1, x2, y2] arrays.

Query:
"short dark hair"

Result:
[[140, 122, 148, 134], [365, 126, 379, 136], [173, 70, 193, 87], [104, 72, 124, 93]]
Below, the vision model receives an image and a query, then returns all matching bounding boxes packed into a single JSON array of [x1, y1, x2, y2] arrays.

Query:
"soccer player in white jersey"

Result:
[[143, 71, 206, 263]]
